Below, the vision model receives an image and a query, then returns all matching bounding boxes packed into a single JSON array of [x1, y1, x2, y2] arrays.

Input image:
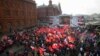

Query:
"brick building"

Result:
[[0, 0, 37, 33], [37, 0, 62, 25]]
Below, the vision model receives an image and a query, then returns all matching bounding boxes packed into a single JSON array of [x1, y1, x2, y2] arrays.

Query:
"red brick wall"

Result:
[[0, 0, 37, 33], [37, 5, 61, 20]]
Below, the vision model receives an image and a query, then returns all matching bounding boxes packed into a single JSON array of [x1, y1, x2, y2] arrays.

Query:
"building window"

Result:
[[4, 9, 10, 17], [15, 10, 18, 16], [0, 25, 1, 29], [7, 23, 13, 33], [0, 24, 2, 33], [0, 0, 3, 7]]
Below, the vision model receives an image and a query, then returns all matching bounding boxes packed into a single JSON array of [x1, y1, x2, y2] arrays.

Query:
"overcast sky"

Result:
[[35, 0, 100, 15]]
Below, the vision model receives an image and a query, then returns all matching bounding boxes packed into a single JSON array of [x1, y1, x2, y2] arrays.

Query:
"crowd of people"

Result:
[[0, 25, 100, 56]]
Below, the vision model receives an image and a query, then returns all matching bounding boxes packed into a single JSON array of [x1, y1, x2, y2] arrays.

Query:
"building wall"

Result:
[[0, 0, 37, 33], [37, 5, 62, 26], [37, 5, 62, 20], [38, 6, 61, 17]]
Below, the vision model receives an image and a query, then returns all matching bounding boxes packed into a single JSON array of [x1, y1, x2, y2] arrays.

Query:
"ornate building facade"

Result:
[[37, 0, 62, 25], [0, 0, 37, 33]]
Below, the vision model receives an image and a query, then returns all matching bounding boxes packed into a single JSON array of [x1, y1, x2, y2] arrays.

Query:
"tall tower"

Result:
[[49, 0, 52, 5], [58, 3, 62, 14]]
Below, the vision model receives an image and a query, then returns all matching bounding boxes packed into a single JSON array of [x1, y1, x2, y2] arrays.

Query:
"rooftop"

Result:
[[23, 0, 35, 3]]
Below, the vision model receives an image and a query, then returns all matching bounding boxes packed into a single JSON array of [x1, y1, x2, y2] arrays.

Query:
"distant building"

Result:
[[59, 14, 72, 25], [0, 0, 37, 33], [85, 14, 100, 25], [91, 14, 100, 21], [37, 0, 62, 25]]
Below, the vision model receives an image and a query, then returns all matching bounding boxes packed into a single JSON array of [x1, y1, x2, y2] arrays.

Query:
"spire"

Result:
[[49, 0, 52, 5], [58, 3, 62, 14]]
